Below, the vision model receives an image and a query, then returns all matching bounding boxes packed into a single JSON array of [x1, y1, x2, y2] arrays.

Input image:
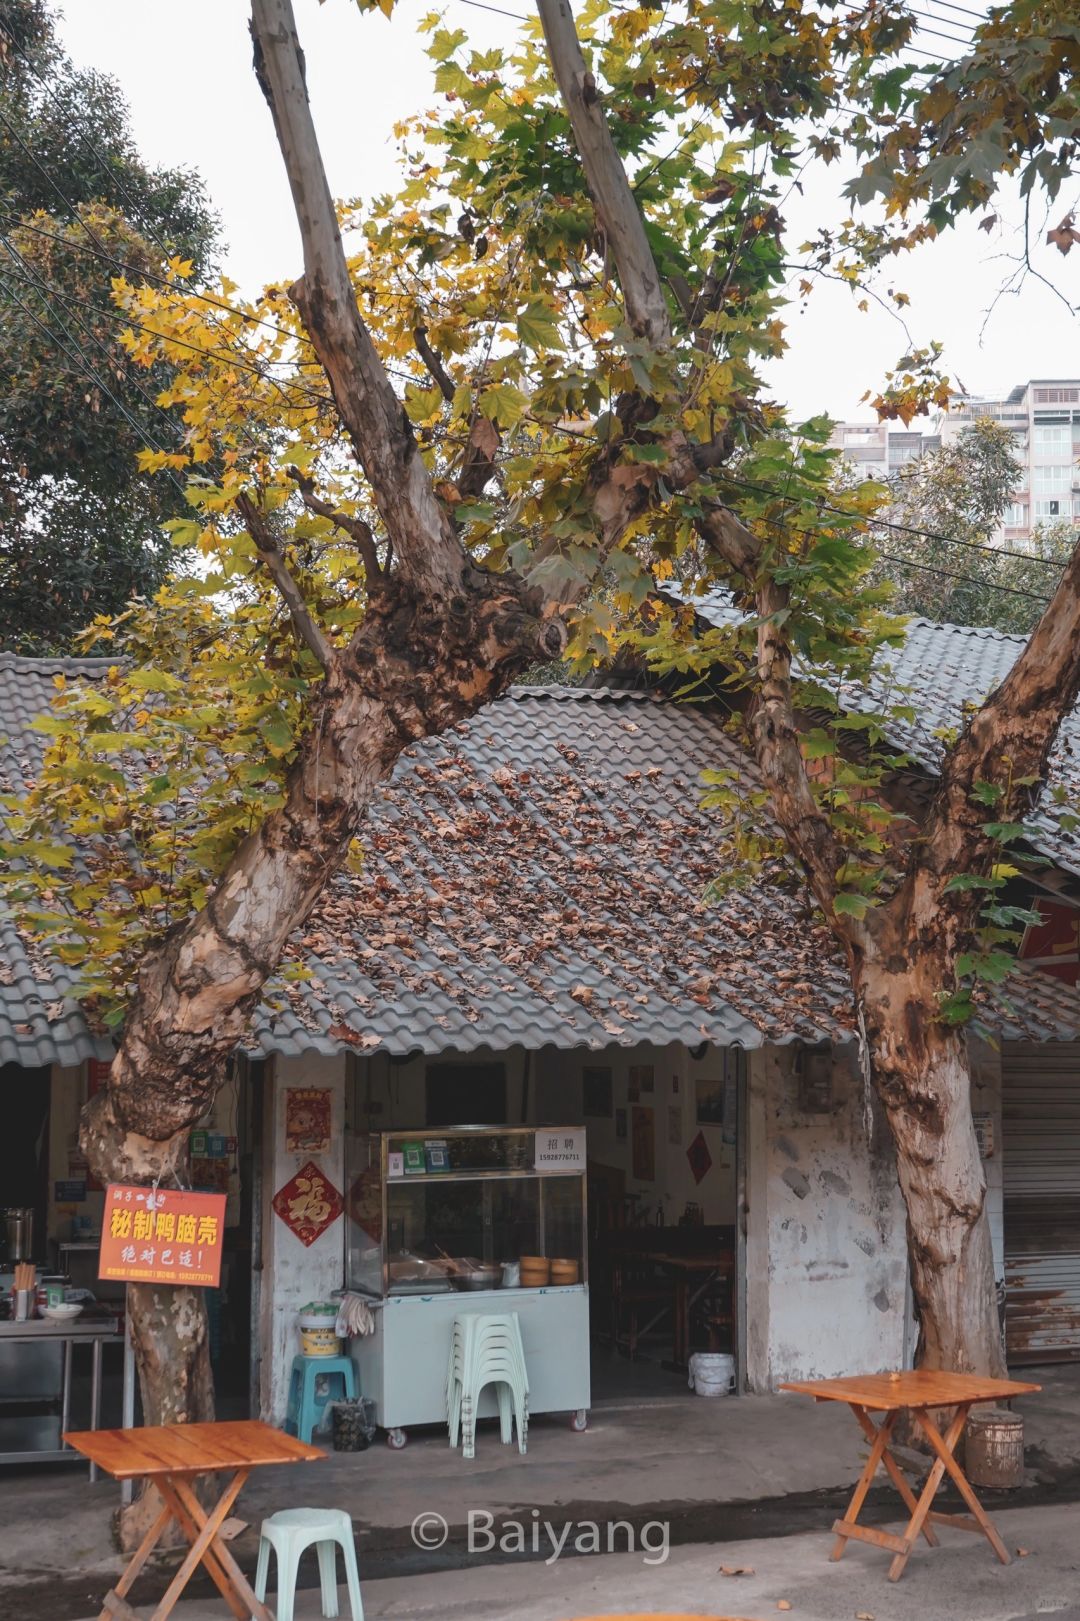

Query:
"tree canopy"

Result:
[[0, 0, 218, 652]]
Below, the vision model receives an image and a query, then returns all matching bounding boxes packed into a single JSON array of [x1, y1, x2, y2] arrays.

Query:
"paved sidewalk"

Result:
[[70, 1499, 1080, 1620], [8, 1365, 1080, 1618]]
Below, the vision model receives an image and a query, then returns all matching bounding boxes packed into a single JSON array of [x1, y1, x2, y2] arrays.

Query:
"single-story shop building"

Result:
[[3, 619, 1080, 1442]]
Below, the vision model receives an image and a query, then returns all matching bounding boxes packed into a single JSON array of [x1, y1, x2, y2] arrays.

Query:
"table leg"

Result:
[[60, 1337, 72, 1445], [157, 1476, 258, 1621], [831, 1406, 902, 1562], [674, 1279, 689, 1366], [847, 1404, 939, 1549], [89, 1338, 102, 1483], [96, 1499, 173, 1620], [885, 1404, 970, 1582], [912, 1405, 1012, 1567], [148, 1467, 252, 1621]]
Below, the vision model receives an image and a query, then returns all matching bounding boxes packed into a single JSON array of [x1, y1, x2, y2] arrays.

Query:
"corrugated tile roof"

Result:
[[3, 656, 1080, 1062], [667, 585, 1080, 876]]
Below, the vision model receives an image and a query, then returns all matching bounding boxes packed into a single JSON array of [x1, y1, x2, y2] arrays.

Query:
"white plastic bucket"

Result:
[[298, 1302, 342, 1358], [688, 1351, 735, 1396]]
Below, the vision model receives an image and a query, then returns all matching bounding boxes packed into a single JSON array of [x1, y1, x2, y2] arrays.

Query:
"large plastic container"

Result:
[[688, 1351, 735, 1396], [298, 1301, 342, 1358]]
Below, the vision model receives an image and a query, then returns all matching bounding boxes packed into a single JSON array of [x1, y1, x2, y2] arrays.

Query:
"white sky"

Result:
[[57, 0, 1078, 423]]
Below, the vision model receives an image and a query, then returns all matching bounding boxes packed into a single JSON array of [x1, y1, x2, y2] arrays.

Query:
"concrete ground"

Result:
[[70, 1500, 1080, 1620], [7, 1361, 1080, 1618]]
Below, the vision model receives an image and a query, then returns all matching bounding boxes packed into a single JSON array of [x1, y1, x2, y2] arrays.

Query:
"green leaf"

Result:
[[833, 892, 871, 919], [479, 384, 529, 431], [971, 780, 1003, 807], [516, 301, 564, 352]]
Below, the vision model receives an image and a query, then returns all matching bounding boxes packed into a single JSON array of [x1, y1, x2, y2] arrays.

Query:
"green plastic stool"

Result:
[[255, 1506, 364, 1621], [284, 1354, 357, 1443]]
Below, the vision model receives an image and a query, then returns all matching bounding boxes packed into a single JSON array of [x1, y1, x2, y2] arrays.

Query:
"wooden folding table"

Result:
[[64, 1417, 324, 1619], [781, 1370, 1041, 1582]]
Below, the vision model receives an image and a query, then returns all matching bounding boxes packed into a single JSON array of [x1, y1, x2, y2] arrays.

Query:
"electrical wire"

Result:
[[0, 228, 187, 452], [718, 472, 1069, 571], [0, 271, 190, 502]]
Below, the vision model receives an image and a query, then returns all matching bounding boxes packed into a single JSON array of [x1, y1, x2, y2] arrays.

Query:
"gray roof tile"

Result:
[[3, 657, 1080, 1061], [668, 585, 1080, 876]]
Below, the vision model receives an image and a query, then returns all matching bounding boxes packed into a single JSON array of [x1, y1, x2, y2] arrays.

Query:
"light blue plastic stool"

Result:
[[283, 1354, 357, 1444], [254, 1506, 364, 1621]]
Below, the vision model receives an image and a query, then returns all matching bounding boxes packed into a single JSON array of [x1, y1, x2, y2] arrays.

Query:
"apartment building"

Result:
[[830, 379, 1080, 543], [942, 379, 1080, 541]]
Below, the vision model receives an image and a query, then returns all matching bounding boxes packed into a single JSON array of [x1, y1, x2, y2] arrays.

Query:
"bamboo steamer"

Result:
[[550, 1258, 579, 1284], [519, 1255, 550, 1286]]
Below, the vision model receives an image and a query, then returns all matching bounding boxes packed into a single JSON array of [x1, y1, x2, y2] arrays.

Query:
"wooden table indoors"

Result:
[[64, 1418, 325, 1620], [781, 1371, 1041, 1583]]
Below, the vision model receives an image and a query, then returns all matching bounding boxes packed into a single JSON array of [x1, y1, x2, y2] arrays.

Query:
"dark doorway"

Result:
[[425, 1063, 507, 1127], [0, 1065, 50, 1264]]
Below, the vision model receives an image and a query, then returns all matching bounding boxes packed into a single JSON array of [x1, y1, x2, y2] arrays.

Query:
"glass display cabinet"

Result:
[[345, 1126, 590, 1447]]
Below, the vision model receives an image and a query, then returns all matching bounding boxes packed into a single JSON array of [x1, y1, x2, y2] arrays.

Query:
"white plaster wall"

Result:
[[745, 1041, 908, 1390], [260, 1055, 348, 1423]]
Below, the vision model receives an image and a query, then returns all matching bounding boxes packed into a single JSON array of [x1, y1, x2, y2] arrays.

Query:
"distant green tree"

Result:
[[0, 0, 218, 652], [872, 418, 1070, 634]]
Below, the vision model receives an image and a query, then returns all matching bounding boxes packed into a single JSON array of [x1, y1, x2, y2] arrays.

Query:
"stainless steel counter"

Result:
[[0, 1317, 122, 1476]]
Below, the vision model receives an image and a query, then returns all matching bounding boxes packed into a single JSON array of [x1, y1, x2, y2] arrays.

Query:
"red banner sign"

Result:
[[98, 1184, 226, 1288]]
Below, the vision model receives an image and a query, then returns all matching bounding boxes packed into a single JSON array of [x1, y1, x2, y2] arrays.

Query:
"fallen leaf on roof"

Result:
[[1016, 1546, 1031, 1557], [778, 1603, 793, 1613], [718, 1564, 754, 1576]]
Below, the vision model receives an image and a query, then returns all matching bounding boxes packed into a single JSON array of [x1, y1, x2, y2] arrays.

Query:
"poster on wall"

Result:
[[285, 1087, 332, 1154], [631, 1106, 655, 1181], [99, 1185, 225, 1287], [667, 1105, 682, 1146], [272, 1160, 343, 1247], [629, 1064, 654, 1096], [582, 1066, 613, 1118], [695, 1073, 725, 1125]]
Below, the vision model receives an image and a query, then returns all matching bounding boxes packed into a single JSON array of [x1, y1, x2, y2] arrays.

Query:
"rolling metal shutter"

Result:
[[1004, 1042, 1080, 1362]]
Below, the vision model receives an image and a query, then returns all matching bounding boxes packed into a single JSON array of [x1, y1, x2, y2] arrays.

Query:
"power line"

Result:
[[0, 229, 187, 452], [719, 473, 1068, 571], [876, 550, 1050, 603], [0, 272, 189, 502], [0, 17, 186, 269]]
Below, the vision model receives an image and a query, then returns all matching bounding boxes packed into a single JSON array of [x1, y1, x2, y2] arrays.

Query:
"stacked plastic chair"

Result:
[[446, 1311, 529, 1459]]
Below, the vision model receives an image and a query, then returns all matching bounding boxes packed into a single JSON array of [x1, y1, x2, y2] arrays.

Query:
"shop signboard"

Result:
[[534, 1129, 586, 1172], [98, 1184, 226, 1288]]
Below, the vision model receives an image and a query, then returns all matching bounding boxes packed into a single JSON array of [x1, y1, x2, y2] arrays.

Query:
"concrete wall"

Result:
[[744, 1041, 909, 1390], [259, 1054, 348, 1422]]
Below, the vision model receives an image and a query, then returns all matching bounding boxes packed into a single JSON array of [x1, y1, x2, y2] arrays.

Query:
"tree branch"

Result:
[[414, 324, 455, 403], [924, 535, 1080, 879], [287, 468, 382, 581], [250, 0, 465, 593], [236, 492, 335, 669], [537, 0, 671, 347]]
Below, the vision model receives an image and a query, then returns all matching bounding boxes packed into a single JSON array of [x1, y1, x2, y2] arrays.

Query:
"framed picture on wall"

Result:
[[631, 1105, 655, 1180], [695, 1073, 725, 1125], [583, 1065, 613, 1118], [615, 1107, 627, 1140]]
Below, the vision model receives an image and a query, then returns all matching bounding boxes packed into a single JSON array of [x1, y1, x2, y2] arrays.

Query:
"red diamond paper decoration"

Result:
[[686, 1130, 713, 1186], [273, 1159, 343, 1247]]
